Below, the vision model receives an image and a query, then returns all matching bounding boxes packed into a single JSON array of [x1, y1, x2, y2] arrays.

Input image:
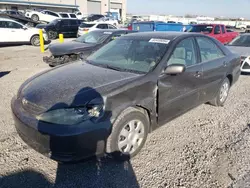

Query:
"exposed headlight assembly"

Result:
[[37, 104, 103, 125]]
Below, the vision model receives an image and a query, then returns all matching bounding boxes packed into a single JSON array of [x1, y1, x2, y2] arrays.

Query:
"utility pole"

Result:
[[108, 0, 110, 12]]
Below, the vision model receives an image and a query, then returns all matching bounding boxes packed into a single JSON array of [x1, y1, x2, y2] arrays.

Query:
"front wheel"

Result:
[[31, 14, 39, 22], [30, 35, 40, 46], [209, 77, 230, 106], [106, 107, 149, 161], [48, 30, 57, 40]]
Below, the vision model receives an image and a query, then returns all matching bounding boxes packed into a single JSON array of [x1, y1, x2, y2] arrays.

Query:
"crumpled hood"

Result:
[[226, 46, 250, 57], [49, 41, 96, 56], [36, 24, 47, 29], [19, 62, 141, 111]]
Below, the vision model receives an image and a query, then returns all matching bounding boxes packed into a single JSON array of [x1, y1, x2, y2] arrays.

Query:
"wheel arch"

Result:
[[226, 74, 233, 86]]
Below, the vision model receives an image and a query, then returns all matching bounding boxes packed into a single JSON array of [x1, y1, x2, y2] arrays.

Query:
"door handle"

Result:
[[194, 71, 202, 78], [11, 30, 15, 32], [223, 61, 228, 67]]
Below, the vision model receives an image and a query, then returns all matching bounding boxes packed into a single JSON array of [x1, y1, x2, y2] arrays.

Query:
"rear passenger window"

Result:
[[70, 14, 77, 18], [108, 24, 116, 29], [196, 37, 224, 62], [97, 24, 108, 29], [0, 21, 6, 28]]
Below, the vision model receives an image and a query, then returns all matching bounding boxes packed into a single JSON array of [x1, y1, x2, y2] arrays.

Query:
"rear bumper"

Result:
[[11, 97, 111, 162]]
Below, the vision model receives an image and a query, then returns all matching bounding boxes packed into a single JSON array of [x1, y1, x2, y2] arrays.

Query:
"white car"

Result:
[[77, 22, 117, 37], [0, 18, 49, 46], [25, 10, 60, 23]]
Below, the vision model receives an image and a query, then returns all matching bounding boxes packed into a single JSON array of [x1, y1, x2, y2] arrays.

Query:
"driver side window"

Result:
[[168, 38, 197, 67]]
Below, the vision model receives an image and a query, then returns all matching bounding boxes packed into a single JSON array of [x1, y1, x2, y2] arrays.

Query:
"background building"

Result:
[[0, 0, 127, 20]]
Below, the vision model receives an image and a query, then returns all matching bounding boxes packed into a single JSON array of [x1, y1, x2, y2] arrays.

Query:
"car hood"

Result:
[[226, 46, 250, 57], [36, 24, 47, 29], [49, 41, 97, 56], [19, 62, 141, 111]]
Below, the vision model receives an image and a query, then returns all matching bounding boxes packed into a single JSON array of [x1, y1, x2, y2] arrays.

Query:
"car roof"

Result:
[[121, 31, 203, 40], [91, 29, 136, 33]]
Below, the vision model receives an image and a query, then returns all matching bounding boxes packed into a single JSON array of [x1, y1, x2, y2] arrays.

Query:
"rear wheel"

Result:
[[209, 77, 230, 106], [31, 14, 39, 22], [30, 35, 40, 46], [106, 107, 149, 161], [48, 30, 57, 40]]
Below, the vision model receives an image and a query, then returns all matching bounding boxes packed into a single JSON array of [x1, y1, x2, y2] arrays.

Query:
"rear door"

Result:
[[195, 36, 227, 102], [158, 37, 203, 124], [60, 19, 71, 35], [69, 20, 80, 36]]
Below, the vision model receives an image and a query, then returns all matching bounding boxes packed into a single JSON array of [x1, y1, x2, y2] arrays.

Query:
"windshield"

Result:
[[75, 31, 111, 44], [86, 38, 169, 74], [188, 25, 213, 33], [228, 35, 250, 46]]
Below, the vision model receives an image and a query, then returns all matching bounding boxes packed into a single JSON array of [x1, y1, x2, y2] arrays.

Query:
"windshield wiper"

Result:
[[86, 60, 144, 74]]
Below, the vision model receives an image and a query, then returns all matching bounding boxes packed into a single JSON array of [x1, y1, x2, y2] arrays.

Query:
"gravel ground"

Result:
[[0, 41, 250, 188]]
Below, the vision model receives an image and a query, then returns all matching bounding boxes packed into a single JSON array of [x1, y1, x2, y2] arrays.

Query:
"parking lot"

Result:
[[0, 40, 250, 188]]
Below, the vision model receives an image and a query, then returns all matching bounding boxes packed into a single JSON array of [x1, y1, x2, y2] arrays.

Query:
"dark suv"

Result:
[[36, 19, 82, 39]]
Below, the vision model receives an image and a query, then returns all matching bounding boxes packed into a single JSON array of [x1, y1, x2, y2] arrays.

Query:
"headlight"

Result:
[[37, 105, 103, 125]]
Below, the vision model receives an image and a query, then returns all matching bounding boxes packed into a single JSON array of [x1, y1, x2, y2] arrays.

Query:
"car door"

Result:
[[220, 25, 227, 44], [195, 36, 227, 103], [69, 20, 79, 36], [4, 21, 28, 42], [59, 19, 70, 36], [0, 21, 10, 43], [158, 37, 203, 124], [214, 25, 223, 42]]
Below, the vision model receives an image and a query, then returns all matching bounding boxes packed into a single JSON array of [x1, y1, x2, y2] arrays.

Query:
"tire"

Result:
[[30, 35, 40, 46], [209, 77, 230, 107], [31, 14, 39, 22], [106, 107, 149, 161], [48, 30, 57, 40]]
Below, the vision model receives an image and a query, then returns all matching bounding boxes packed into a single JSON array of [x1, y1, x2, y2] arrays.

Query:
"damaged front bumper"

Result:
[[43, 54, 80, 67]]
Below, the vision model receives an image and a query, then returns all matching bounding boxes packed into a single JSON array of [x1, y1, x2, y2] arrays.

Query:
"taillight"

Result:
[[83, 28, 89, 31]]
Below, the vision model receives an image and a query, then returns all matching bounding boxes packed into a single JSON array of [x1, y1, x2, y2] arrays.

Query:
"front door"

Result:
[[4, 21, 28, 42], [158, 37, 203, 125]]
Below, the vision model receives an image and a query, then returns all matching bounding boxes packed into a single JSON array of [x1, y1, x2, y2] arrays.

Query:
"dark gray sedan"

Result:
[[12, 32, 241, 162]]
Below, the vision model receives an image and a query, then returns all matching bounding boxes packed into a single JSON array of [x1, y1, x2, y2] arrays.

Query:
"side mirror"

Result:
[[164, 64, 186, 75], [23, 26, 27, 30]]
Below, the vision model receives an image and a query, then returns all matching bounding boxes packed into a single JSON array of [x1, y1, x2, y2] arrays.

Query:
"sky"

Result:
[[127, 0, 250, 18]]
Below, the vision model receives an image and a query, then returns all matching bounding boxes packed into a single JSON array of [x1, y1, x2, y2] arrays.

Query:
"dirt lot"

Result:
[[0, 41, 250, 188]]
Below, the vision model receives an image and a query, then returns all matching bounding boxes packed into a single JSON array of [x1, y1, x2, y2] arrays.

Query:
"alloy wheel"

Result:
[[118, 120, 145, 154]]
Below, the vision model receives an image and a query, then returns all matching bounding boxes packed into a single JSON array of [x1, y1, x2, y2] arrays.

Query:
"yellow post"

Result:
[[39, 29, 44, 53], [59, 34, 64, 43]]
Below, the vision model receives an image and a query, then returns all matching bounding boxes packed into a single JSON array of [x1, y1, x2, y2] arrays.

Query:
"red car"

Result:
[[188, 24, 239, 44]]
